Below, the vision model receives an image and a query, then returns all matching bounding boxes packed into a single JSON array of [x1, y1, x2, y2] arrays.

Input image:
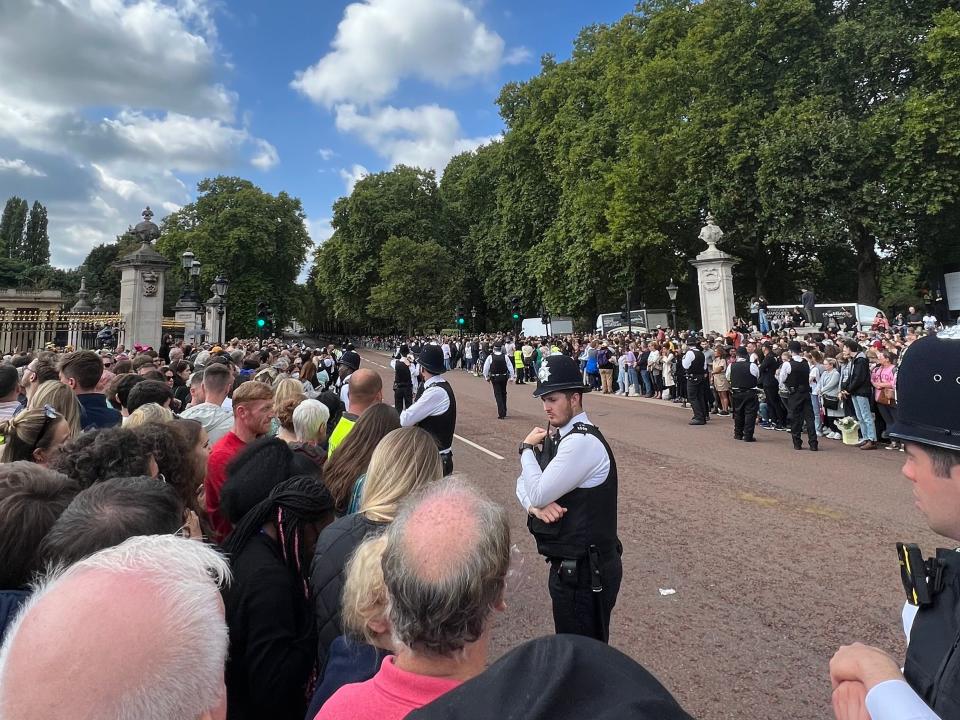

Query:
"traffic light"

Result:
[[456, 306, 466, 326], [620, 304, 629, 323], [510, 297, 521, 321], [256, 301, 272, 334]]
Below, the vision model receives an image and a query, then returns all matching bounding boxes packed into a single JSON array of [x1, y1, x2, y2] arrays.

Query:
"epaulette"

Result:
[[570, 422, 596, 434]]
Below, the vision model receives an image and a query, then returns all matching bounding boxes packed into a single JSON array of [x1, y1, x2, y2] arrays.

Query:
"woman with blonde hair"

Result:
[[28, 381, 81, 438], [272, 378, 305, 442], [0, 406, 72, 466], [125, 402, 175, 428], [309, 426, 441, 679], [305, 534, 391, 717]]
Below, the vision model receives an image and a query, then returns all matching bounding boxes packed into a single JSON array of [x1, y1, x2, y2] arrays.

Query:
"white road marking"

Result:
[[360, 349, 505, 461], [454, 434, 505, 460]]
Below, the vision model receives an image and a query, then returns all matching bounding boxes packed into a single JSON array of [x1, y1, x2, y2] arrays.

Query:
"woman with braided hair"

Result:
[[223, 476, 337, 720]]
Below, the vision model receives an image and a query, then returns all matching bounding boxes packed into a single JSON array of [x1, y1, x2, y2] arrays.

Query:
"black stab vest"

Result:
[[414, 380, 456, 452], [394, 361, 411, 387], [729, 361, 758, 390], [488, 352, 509, 380], [904, 549, 960, 717], [527, 423, 618, 559], [687, 350, 707, 379], [784, 359, 811, 393]]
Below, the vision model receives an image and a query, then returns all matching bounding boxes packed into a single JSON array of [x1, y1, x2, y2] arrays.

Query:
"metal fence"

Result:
[[0, 310, 186, 353]]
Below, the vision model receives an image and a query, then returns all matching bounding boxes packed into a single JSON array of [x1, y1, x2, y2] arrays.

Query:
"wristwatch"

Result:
[[518, 442, 536, 456]]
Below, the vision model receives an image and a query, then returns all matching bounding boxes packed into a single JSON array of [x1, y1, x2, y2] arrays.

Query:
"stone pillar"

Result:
[[689, 213, 739, 334], [113, 208, 173, 351], [205, 295, 225, 344]]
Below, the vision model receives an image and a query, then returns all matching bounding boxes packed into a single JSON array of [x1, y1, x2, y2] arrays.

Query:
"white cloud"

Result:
[[504, 46, 532, 65], [339, 164, 369, 194], [335, 104, 498, 173], [0, 158, 45, 177], [251, 140, 280, 171], [0, 0, 281, 266], [317, 147, 336, 161], [291, 0, 505, 107], [307, 217, 334, 245]]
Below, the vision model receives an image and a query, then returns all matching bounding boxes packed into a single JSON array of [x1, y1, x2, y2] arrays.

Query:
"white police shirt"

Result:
[[516, 411, 610, 512], [482, 352, 515, 381], [400, 374, 451, 450]]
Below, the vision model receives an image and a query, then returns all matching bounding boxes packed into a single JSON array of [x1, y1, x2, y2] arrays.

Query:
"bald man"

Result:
[[317, 478, 510, 720], [327, 368, 383, 457], [0, 535, 231, 720]]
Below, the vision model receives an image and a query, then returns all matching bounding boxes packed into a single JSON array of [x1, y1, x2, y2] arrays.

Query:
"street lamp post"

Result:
[[213, 273, 229, 343], [470, 306, 477, 333], [666, 278, 679, 331]]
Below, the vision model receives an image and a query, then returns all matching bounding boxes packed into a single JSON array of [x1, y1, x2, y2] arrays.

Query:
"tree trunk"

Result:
[[851, 222, 880, 306]]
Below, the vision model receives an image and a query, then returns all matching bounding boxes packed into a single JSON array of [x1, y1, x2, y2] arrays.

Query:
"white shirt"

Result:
[[777, 355, 805, 383], [482, 352, 515, 380], [516, 412, 610, 511], [725, 358, 759, 381], [441, 343, 451, 359], [400, 375, 451, 446], [866, 680, 940, 720], [681, 349, 708, 371], [338, 372, 352, 407], [389, 359, 417, 386]]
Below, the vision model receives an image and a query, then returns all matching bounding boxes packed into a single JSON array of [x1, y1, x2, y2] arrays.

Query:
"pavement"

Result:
[[359, 349, 938, 720]]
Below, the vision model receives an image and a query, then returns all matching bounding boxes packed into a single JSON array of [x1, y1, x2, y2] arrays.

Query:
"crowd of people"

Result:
[[0, 308, 955, 719]]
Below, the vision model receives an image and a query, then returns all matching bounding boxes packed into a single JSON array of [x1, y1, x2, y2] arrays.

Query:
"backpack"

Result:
[[596, 348, 610, 368]]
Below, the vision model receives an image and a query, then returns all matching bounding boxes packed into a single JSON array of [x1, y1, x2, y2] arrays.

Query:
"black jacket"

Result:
[[309, 513, 387, 675], [842, 355, 872, 396], [224, 534, 316, 720], [758, 354, 780, 387]]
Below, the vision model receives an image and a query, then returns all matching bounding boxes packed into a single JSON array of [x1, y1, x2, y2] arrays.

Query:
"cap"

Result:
[[417, 345, 446, 375], [408, 634, 693, 720], [533, 354, 591, 398], [339, 350, 361, 372], [888, 327, 960, 451]]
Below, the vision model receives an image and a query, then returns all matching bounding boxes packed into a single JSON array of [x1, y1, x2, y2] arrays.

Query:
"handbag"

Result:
[[877, 387, 896, 406], [823, 394, 840, 410]]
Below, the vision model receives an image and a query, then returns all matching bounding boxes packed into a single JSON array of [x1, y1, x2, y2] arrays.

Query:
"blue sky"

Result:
[[0, 0, 635, 274]]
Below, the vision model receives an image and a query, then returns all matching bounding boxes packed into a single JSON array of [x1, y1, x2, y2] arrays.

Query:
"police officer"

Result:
[[778, 340, 817, 451], [682, 338, 710, 425], [390, 344, 415, 412], [830, 327, 960, 719], [483, 342, 514, 419], [400, 344, 457, 476], [336, 349, 361, 410], [726, 346, 759, 442], [516, 354, 622, 643]]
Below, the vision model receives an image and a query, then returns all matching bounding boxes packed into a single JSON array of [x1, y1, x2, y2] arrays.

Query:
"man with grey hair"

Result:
[[0, 534, 231, 720], [181, 364, 234, 443], [317, 478, 509, 720]]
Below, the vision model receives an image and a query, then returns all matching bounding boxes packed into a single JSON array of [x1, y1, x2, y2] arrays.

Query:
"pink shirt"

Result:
[[314, 655, 462, 720], [871, 364, 896, 401]]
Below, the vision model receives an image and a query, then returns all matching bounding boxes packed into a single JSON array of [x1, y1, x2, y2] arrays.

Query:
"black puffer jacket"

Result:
[[309, 513, 386, 675]]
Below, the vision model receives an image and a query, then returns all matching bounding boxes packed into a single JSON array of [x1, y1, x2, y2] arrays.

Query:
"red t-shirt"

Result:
[[314, 655, 461, 720], [204, 430, 246, 542]]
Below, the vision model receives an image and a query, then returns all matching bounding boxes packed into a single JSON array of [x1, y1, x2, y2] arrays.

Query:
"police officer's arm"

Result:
[[681, 350, 695, 370], [725, 364, 733, 381], [778, 363, 791, 383], [750, 363, 759, 378], [516, 432, 609, 511], [830, 643, 940, 720], [399, 384, 450, 427], [482, 355, 492, 380]]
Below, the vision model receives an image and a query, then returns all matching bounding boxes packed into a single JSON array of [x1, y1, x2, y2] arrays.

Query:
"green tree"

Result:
[[158, 177, 312, 337], [22, 201, 49, 266], [0, 197, 27, 260], [368, 236, 461, 335]]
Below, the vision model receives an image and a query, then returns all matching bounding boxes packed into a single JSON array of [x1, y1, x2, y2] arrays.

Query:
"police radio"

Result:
[[897, 542, 946, 607]]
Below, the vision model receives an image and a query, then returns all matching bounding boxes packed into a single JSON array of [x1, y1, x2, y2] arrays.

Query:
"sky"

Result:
[[0, 0, 635, 276]]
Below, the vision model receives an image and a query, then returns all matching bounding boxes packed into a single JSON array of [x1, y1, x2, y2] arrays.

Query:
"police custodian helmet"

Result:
[[339, 350, 361, 371], [888, 326, 960, 451], [417, 344, 446, 375], [533, 354, 592, 398]]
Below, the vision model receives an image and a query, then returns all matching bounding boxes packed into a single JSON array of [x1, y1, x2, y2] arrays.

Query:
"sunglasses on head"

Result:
[[29, 404, 59, 455]]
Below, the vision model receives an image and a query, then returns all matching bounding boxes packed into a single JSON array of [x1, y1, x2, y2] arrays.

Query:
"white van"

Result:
[[763, 303, 885, 331]]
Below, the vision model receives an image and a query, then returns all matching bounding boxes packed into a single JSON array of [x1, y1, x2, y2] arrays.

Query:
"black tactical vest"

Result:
[[729, 361, 758, 390], [394, 360, 411, 387], [527, 423, 618, 560], [489, 352, 509, 380], [414, 380, 457, 452], [785, 359, 811, 393], [687, 350, 707, 380], [904, 549, 960, 717]]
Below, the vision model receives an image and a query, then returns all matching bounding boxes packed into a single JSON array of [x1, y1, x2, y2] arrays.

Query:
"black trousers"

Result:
[[491, 379, 508, 418], [732, 390, 759, 440], [786, 392, 817, 447], [763, 385, 787, 426], [687, 377, 709, 422], [394, 385, 412, 413], [441, 451, 453, 477], [548, 551, 622, 643]]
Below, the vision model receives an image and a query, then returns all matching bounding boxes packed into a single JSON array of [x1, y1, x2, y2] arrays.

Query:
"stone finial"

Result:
[[698, 212, 724, 252], [133, 206, 160, 245], [71, 275, 92, 312]]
